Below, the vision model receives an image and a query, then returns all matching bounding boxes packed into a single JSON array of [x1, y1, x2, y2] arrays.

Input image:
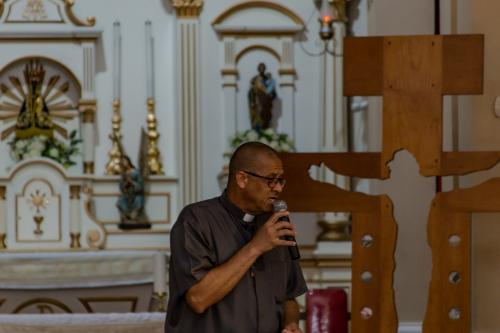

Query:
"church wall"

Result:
[[68, 0, 178, 178]]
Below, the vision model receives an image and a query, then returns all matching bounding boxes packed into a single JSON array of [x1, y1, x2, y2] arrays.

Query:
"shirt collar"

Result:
[[219, 190, 255, 223]]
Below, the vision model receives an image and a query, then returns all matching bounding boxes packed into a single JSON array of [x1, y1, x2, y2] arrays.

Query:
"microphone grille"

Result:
[[273, 200, 287, 212]]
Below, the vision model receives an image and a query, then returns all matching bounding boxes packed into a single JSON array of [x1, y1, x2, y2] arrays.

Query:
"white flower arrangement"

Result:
[[229, 128, 295, 152], [8, 130, 81, 168]]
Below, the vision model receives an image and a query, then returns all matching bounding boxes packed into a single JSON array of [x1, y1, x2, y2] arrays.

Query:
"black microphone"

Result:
[[273, 200, 301, 260]]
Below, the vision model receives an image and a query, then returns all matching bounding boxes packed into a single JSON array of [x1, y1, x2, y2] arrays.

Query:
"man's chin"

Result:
[[262, 200, 275, 213]]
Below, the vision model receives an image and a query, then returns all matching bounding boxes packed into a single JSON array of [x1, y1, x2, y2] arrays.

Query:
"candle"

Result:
[[154, 251, 166, 294], [113, 21, 121, 100], [145, 20, 154, 99]]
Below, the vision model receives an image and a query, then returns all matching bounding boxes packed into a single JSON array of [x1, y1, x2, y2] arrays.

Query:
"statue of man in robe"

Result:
[[248, 62, 277, 131]]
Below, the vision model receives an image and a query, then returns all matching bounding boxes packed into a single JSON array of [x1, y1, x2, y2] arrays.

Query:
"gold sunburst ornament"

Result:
[[28, 189, 49, 235], [0, 59, 76, 141]]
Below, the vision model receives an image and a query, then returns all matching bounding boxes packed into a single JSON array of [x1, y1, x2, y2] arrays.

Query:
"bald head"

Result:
[[228, 141, 280, 182]]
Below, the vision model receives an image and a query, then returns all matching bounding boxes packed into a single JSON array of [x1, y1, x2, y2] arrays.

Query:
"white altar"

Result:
[[0, 250, 168, 314], [0, 0, 178, 317]]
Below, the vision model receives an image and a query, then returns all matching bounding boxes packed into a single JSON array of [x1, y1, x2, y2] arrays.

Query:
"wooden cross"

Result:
[[281, 34, 500, 333]]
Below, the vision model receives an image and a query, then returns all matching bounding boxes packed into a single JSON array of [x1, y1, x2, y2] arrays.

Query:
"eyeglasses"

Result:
[[242, 170, 286, 188]]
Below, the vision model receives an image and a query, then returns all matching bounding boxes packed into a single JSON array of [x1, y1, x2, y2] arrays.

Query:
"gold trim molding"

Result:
[[300, 257, 352, 269], [235, 45, 280, 64], [221, 68, 238, 76], [212, 1, 305, 26], [83, 161, 94, 174], [0, 234, 6, 249], [79, 297, 138, 313], [64, 0, 95, 26], [14, 297, 72, 313], [70, 232, 81, 248], [79, 99, 96, 123], [171, 0, 203, 18], [70, 185, 80, 199], [278, 68, 296, 76]]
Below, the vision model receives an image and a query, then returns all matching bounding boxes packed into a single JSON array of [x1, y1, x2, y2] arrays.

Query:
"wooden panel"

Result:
[[351, 196, 397, 333], [440, 152, 500, 176], [344, 35, 484, 177], [442, 34, 484, 95], [424, 179, 500, 333], [281, 153, 398, 332], [425, 206, 470, 333], [344, 37, 384, 96], [382, 35, 443, 175], [280, 153, 381, 212], [279, 152, 385, 179]]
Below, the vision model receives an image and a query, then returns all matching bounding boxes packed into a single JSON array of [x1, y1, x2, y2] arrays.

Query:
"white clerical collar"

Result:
[[242, 213, 255, 223]]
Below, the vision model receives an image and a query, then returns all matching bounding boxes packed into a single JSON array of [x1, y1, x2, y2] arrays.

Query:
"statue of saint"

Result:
[[117, 156, 150, 229], [16, 60, 54, 139], [248, 62, 277, 131]]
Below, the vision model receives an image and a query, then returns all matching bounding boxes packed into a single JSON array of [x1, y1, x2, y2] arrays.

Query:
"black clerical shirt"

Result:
[[166, 193, 307, 333]]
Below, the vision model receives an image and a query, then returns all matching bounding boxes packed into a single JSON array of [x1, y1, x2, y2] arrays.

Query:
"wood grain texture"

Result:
[[351, 197, 397, 333], [343, 35, 484, 177], [280, 153, 397, 333], [382, 36, 444, 175], [422, 180, 500, 332], [344, 36, 384, 96]]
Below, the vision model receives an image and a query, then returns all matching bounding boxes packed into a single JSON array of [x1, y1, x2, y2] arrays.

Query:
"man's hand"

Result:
[[282, 322, 303, 333], [249, 211, 297, 255]]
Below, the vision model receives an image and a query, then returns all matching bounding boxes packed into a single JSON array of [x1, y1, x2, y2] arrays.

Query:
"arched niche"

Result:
[[212, 1, 304, 149]]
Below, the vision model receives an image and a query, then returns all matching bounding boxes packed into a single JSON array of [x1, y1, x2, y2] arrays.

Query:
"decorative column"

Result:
[[316, 11, 351, 251], [0, 186, 6, 249], [80, 40, 97, 174], [278, 37, 296, 138], [69, 185, 81, 248], [80, 101, 96, 174], [221, 38, 238, 151], [217, 39, 238, 190], [172, 0, 203, 205]]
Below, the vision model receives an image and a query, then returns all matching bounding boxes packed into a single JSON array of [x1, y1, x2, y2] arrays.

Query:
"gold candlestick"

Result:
[[146, 98, 164, 175], [70, 233, 81, 248], [149, 292, 167, 312], [0, 234, 6, 249], [105, 99, 125, 175]]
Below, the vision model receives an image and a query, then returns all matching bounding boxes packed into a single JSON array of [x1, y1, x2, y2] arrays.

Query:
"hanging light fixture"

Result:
[[319, 0, 334, 41], [318, 0, 349, 41]]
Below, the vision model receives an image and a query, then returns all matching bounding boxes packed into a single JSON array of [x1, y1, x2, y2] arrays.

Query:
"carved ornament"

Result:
[[171, 0, 203, 18]]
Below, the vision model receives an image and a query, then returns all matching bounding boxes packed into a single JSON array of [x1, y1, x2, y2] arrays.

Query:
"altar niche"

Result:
[[280, 34, 500, 333]]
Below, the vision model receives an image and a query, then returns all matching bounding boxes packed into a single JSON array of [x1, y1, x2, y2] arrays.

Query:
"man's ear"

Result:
[[234, 171, 247, 189]]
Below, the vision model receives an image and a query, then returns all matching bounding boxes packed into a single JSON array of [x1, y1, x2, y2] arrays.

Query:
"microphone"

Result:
[[273, 200, 301, 260]]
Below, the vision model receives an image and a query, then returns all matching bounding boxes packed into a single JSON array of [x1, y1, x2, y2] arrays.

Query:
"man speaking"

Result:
[[166, 142, 307, 332]]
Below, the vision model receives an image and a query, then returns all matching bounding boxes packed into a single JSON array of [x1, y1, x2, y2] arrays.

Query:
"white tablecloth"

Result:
[[0, 251, 160, 289], [0, 313, 165, 333]]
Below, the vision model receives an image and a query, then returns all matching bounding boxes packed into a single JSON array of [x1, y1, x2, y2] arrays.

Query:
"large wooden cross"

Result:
[[281, 34, 500, 333]]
